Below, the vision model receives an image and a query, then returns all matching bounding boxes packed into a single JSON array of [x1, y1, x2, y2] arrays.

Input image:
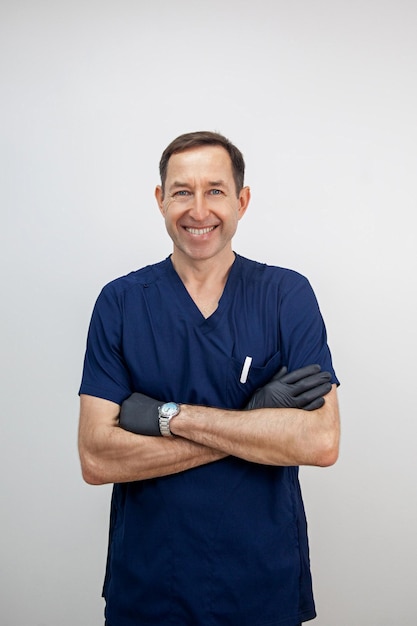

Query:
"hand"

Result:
[[245, 364, 332, 411], [119, 392, 163, 436]]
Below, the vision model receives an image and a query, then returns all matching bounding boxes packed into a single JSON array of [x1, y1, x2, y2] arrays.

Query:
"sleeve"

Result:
[[78, 284, 133, 404], [279, 273, 340, 386]]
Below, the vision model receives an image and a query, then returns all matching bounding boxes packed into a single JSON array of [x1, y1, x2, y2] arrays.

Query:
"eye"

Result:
[[209, 189, 223, 195], [173, 190, 191, 197]]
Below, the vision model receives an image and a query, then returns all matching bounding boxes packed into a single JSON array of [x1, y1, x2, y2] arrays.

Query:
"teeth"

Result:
[[185, 226, 215, 235]]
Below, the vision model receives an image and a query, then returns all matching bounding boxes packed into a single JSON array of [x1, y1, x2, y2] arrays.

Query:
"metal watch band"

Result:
[[159, 417, 174, 437]]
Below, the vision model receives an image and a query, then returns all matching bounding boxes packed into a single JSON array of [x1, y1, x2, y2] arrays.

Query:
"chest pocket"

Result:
[[227, 350, 283, 409]]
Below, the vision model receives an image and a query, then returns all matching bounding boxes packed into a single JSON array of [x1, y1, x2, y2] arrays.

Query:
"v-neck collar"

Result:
[[164, 254, 241, 332]]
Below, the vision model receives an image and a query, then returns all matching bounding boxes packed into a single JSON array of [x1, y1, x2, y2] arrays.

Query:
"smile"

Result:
[[185, 226, 217, 235]]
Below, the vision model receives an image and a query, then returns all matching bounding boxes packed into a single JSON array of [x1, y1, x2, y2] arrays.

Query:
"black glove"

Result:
[[245, 364, 332, 411], [119, 392, 163, 436]]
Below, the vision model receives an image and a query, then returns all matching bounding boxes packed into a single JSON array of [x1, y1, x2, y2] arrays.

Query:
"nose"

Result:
[[188, 191, 210, 221]]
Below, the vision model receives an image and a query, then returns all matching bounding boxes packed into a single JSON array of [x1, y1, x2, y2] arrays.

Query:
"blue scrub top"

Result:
[[80, 254, 339, 626]]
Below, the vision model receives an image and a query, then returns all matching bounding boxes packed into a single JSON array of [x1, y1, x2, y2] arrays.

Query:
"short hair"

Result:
[[159, 131, 245, 197]]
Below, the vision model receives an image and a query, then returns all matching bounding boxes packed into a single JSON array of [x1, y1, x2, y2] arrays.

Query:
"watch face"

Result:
[[161, 402, 179, 418]]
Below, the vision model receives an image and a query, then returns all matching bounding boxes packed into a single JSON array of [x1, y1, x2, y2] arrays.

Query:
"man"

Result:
[[78, 131, 340, 626]]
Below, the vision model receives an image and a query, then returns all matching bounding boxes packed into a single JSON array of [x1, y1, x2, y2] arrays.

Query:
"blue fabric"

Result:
[[80, 254, 338, 626]]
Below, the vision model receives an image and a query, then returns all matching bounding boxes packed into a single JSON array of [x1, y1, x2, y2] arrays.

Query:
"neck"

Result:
[[171, 248, 236, 289], [170, 250, 236, 318]]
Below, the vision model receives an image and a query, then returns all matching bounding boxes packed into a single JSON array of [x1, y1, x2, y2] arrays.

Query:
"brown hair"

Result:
[[159, 131, 245, 197]]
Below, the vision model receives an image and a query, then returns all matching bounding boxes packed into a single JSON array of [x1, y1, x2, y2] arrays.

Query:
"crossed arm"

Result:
[[78, 386, 340, 485]]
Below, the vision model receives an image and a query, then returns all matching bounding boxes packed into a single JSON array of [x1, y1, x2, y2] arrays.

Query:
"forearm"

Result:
[[78, 395, 226, 485], [170, 386, 340, 467]]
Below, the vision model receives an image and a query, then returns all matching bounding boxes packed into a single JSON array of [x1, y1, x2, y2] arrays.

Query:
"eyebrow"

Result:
[[208, 180, 227, 188], [170, 181, 189, 189]]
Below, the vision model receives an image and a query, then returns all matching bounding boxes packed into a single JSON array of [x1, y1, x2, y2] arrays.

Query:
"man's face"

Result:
[[155, 145, 250, 265]]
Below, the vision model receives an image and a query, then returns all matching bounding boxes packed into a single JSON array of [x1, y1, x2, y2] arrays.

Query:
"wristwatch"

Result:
[[158, 402, 181, 437]]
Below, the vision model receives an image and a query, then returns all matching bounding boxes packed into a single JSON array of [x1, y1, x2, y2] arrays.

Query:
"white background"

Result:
[[1, 1, 416, 624]]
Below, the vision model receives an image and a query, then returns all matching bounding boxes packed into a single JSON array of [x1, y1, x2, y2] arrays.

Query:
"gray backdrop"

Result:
[[1, 1, 416, 624]]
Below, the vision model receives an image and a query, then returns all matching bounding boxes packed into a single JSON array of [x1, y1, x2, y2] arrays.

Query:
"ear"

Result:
[[237, 186, 251, 220], [155, 185, 165, 216]]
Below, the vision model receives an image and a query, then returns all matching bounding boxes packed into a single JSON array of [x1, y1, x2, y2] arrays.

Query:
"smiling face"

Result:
[[155, 145, 250, 268]]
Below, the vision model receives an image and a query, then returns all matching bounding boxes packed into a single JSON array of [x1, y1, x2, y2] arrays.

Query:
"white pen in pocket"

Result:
[[239, 356, 253, 384]]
